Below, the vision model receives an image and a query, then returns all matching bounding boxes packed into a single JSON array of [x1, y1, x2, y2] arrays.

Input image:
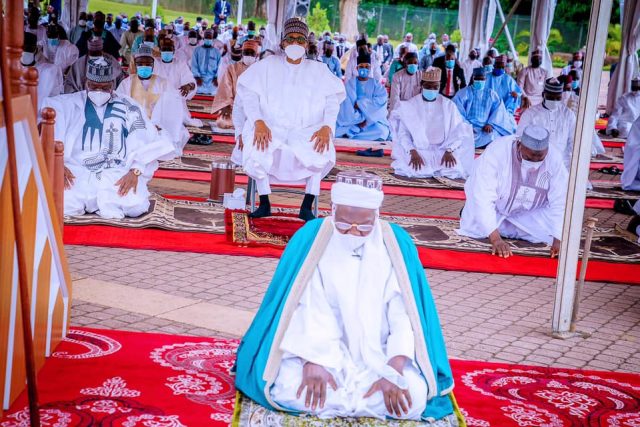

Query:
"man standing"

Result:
[[460, 48, 481, 85], [394, 32, 418, 57], [453, 67, 515, 148], [458, 125, 568, 258], [236, 18, 345, 220], [418, 40, 441, 71], [561, 51, 584, 78], [118, 18, 142, 66], [191, 29, 222, 95], [390, 67, 474, 179], [109, 16, 126, 44], [68, 12, 89, 44], [607, 77, 640, 138], [389, 52, 421, 111], [235, 171, 460, 423], [336, 52, 390, 141], [213, 0, 232, 25], [22, 32, 63, 111], [76, 11, 121, 59], [517, 49, 548, 107], [42, 57, 174, 219], [433, 44, 466, 99], [486, 55, 521, 115]]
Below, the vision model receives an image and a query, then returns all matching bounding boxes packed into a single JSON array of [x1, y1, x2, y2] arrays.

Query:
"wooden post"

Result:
[[40, 108, 56, 183], [24, 66, 39, 115], [4, 0, 26, 95], [570, 217, 598, 332], [54, 141, 65, 231]]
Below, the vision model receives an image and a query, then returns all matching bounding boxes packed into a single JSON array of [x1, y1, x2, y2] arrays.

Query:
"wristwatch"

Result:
[[132, 168, 142, 176]]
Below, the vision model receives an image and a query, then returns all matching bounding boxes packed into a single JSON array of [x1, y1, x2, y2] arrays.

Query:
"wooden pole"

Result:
[[40, 108, 57, 182], [4, 0, 26, 95], [0, 4, 41, 427], [570, 217, 598, 332], [24, 67, 39, 115], [489, 0, 525, 50], [54, 141, 65, 232]]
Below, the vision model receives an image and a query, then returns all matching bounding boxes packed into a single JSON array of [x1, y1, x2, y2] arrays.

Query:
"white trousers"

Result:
[[255, 173, 322, 196]]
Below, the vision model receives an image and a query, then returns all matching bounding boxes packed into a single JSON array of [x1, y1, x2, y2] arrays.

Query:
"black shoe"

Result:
[[614, 199, 637, 216], [356, 148, 384, 157], [298, 207, 316, 221], [627, 215, 640, 235], [249, 195, 271, 218], [188, 134, 212, 146]]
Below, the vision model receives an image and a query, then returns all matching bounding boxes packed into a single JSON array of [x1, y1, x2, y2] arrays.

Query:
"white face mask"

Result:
[[87, 90, 111, 106], [241, 55, 257, 66], [79, 19, 87, 26], [188, 37, 197, 45], [284, 44, 305, 61], [21, 51, 35, 65], [333, 229, 370, 252], [573, 60, 583, 68], [544, 99, 560, 111], [521, 158, 543, 171]]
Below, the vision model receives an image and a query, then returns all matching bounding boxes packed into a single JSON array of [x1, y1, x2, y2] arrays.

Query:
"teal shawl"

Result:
[[234, 218, 455, 420]]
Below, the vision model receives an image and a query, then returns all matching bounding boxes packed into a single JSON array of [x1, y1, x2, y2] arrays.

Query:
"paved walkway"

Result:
[[67, 245, 640, 373]]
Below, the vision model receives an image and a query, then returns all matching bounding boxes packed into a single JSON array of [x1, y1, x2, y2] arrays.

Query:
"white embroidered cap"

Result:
[[331, 171, 384, 210]]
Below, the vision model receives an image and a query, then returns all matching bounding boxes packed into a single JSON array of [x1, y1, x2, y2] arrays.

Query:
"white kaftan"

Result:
[[458, 136, 568, 245], [236, 55, 346, 195], [516, 66, 548, 106], [621, 117, 640, 191], [153, 59, 197, 100], [390, 94, 474, 179], [345, 48, 383, 82], [389, 69, 422, 111], [607, 91, 640, 138]]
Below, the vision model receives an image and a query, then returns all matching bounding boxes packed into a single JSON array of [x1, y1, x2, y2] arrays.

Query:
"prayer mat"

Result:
[[192, 94, 215, 101], [186, 120, 235, 136], [602, 139, 625, 148], [186, 97, 214, 114], [6, 328, 638, 427]]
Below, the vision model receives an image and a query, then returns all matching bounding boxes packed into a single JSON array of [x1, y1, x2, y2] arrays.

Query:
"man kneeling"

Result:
[[235, 171, 458, 423], [43, 57, 174, 219], [457, 125, 568, 258]]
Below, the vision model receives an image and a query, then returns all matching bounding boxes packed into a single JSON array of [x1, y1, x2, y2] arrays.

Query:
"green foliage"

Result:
[[547, 28, 563, 52], [307, 2, 331, 34], [606, 23, 622, 57], [450, 28, 461, 43]]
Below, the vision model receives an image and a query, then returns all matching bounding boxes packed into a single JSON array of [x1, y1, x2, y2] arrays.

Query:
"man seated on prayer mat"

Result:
[[390, 67, 474, 179], [561, 51, 583, 79], [621, 116, 640, 191], [321, 41, 343, 78], [65, 36, 121, 94], [234, 171, 460, 424], [22, 32, 64, 111], [345, 38, 383, 82], [336, 51, 391, 141], [40, 24, 79, 74], [453, 67, 515, 148], [486, 55, 521, 115], [116, 45, 196, 156], [389, 52, 421, 111], [236, 18, 346, 221], [177, 30, 200, 63], [517, 48, 549, 108], [42, 57, 174, 219], [191, 28, 222, 95], [154, 38, 197, 99], [458, 125, 568, 258], [607, 77, 640, 139]]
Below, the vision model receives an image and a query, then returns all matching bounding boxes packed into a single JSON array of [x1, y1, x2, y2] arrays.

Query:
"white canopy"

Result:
[[61, 0, 87, 29], [458, 0, 497, 58], [606, 0, 640, 114], [529, 0, 557, 76]]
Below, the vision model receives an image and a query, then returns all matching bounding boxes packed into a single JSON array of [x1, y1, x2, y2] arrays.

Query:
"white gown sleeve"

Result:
[[237, 84, 262, 126], [384, 270, 415, 361], [322, 94, 341, 135]]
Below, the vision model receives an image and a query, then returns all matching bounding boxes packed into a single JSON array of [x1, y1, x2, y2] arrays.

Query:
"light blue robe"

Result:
[[336, 77, 391, 141], [191, 45, 221, 95], [486, 72, 522, 115], [453, 85, 516, 148], [234, 218, 457, 422], [321, 55, 343, 78]]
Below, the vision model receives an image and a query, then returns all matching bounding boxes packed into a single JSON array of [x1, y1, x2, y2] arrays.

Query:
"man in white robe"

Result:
[[389, 52, 421, 111], [390, 67, 474, 179], [345, 39, 383, 82], [621, 116, 640, 191], [458, 125, 568, 257], [155, 37, 197, 99], [176, 29, 200, 63], [64, 36, 121, 94], [517, 49, 548, 107], [39, 24, 79, 75], [22, 32, 63, 111], [606, 78, 640, 139], [236, 18, 346, 220], [460, 48, 481, 86], [42, 57, 174, 219]]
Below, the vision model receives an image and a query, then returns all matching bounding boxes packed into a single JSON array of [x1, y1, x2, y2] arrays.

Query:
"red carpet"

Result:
[[63, 225, 640, 284], [602, 140, 625, 148], [189, 111, 219, 120], [2, 328, 639, 426], [152, 169, 617, 209]]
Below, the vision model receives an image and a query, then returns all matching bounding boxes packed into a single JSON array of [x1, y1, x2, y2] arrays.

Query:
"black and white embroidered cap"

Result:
[[86, 57, 114, 83]]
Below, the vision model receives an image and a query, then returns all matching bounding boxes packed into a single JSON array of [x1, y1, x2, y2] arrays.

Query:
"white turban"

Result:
[[331, 182, 384, 210]]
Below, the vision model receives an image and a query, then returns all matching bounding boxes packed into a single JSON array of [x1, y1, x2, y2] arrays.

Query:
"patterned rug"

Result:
[[2, 328, 639, 427], [186, 120, 235, 136], [186, 97, 214, 114], [64, 195, 640, 263]]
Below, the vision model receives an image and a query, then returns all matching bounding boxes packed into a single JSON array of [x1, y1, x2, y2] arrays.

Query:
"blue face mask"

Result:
[[137, 65, 153, 79], [445, 59, 455, 69], [358, 67, 370, 79], [406, 64, 418, 74], [493, 68, 505, 76], [47, 38, 60, 47], [484, 65, 494, 74], [203, 39, 213, 47], [473, 80, 485, 90], [422, 89, 438, 101], [571, 81, 579, 90], [161, 51, 174, 62]]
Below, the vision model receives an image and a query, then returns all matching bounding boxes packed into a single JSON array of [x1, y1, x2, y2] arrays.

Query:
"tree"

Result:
[[308, 2, 331, 34], [340, 0, 359, 39]]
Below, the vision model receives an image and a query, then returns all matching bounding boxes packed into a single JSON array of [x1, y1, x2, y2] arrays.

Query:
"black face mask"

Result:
[[632, 85, 640, 92], [531, 57, 541, 68], [430, 48, 436, 55]]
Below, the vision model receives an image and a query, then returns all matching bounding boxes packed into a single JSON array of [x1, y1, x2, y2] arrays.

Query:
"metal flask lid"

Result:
[[211, 160, 235, 170]]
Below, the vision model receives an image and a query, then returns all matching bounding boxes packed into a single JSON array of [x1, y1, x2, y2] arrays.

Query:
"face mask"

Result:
[[544, 99, 560, 110], [531, 57, 541, 68], [189, 37, 197, 45], [332, 227, 371, 252], [88, 90, 111, 106], [493, 68, 505, 76], [571, 81, 579, 90], [573, 60, 583, 68], [161, 51, 174, 62], [143, 41, 154, 48], [47, 38, 60, 47], [521, 158, 543, 171], [79, 19, 87, 26], [21, 51, 35, 65], [484, 65, 493, 74], [445, 59, 455, 69], [241, 55, 256, 66], [358, 67, 370, 78], [137, 65, 153, 79], [203, 39, 213, 47], [430, 48, 436, 55], [473, 80, 485, 90], [284, 44, 305, 61], [422, 89, 438, 101], [406, 64, 418, 74]]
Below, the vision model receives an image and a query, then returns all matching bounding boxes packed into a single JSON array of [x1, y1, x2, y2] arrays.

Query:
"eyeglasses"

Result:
[[334, 222, 374, 233], [284, 36, 307, 44]]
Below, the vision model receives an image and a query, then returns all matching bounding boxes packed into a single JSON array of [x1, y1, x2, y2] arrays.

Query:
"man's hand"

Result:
[[114, 170, 139, 197], [521, 96, 531, 110], [441, 151, 457, 168], [238, 134, 244, 151], [489, 230, 512, 258], [611, 129, 620, 138], [364, 378, 412, 418], [195, 77, 203, 86], [213, 77, 218, 86], [409, 149, 425, 171], [511, 91, 518, 99], [63, 166, 75, 190], [357, 120, 367, 129], [296, 362, 338, 411], [253, 120, 272, 151], [482, 124, 493, 133], [220, 105, 232, 117], [311, 126, 332, 153], [354, 102, 359, 111], [179, 82, 195, 97], [551, 238, 561, 258]]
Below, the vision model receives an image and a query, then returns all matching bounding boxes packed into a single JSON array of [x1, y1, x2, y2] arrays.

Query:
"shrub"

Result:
[[307, 2, 331, 34]]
